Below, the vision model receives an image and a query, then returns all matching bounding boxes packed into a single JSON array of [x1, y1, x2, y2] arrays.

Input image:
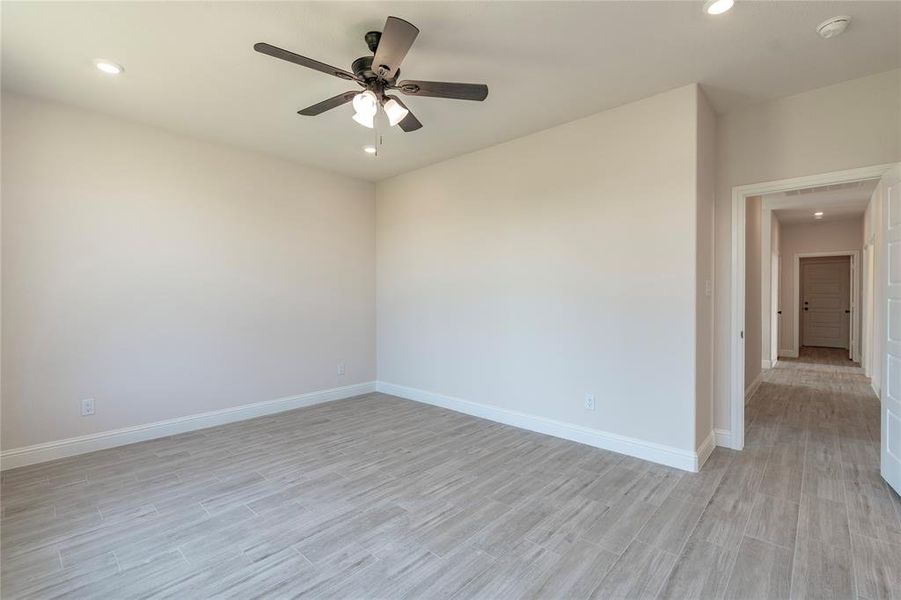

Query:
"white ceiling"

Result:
[[3, 1, 899, 181], [770, 179, 878, 224]]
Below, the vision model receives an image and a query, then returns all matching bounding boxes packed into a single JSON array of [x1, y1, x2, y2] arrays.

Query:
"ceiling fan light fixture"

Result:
[[352, 90, 378, 128], [703, 0, 734, 15], [352, 91, 378, 117], [254, 16, 487, 134], [352, 111, 375, 128], [383, 98, 409, 127]]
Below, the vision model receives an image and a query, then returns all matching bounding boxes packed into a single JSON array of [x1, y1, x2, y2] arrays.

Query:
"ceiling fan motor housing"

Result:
[[352, 55, 399, 90], [352, 55, 375, 80]]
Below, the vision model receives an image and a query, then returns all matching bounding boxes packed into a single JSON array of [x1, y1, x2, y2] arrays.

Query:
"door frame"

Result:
[[863, 240, 876, 376], [793, 251, 859, 358], [729, 163, 894, 450], [770, 253, 780, 367]]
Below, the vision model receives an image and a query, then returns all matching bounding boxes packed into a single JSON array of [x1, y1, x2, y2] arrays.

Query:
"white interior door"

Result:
[[801, 256, 850, 349], [850, 254, 858, 361], [881, 164, 901, 495]]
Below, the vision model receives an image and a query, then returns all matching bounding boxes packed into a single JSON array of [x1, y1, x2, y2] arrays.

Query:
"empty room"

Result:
[[1, 1, 900, 599]]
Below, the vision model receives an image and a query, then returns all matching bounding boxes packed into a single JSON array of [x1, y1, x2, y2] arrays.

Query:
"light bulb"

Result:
[[383, 98, 409, 127], [352, 91, 378, 117], [352, 111, 374, 129]]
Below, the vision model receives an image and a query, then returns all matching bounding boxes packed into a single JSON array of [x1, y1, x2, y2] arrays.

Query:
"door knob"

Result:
[[845, 310, 850, 313]]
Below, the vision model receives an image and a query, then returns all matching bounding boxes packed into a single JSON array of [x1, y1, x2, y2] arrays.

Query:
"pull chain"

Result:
[[373, 120, 382, 157]]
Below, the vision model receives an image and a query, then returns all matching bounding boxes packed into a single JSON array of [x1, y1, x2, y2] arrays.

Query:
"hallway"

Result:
[[721, 347, 901, 599]]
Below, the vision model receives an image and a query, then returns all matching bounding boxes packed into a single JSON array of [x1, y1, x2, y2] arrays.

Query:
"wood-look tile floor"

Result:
[[2, 347, 900, 599]]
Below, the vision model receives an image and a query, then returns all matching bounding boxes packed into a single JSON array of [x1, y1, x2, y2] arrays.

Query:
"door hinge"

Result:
[[740, 330, 744, 339]]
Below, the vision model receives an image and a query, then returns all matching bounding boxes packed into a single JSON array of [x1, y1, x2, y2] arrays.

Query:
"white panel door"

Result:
[[801, 257, 850, 348], [881, 164, 901, 495]]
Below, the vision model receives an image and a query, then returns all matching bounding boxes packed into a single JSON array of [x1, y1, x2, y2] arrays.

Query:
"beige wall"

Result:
[[771, 214, 781, 255], [745, 196, 762, 390], [771, 214, 781, 364], [714, 69, 901, 432], [695, 89, 716, 448], [863, 183, 886, 393], [8, 67, 899, 458], [377, 84, 702, 453], [777, 218, 864, 354], [1, 93, 377, 450]]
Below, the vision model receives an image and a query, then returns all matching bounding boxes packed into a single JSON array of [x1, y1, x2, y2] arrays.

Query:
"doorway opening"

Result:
[[732, 161, 901, 497], [741, 179, 872, 413], [729, 163, 896, 452]]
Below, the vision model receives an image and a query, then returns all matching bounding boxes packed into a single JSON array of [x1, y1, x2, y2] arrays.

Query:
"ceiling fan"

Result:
[[254, 16, 488, 133]]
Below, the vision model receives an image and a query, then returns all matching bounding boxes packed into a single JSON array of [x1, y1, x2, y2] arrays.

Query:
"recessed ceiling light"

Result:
[[363, 145, 377, 155], [817, 16, 851, 39], [814, 211, 824, 216], [93, 59, 123, 75], [703, 0, 734, 16]]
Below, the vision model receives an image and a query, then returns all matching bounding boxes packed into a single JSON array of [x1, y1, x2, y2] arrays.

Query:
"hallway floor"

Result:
[[734, 347, 901, 599], [1, 348, 899, 598]]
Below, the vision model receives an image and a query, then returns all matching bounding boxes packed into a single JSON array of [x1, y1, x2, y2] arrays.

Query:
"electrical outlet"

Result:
[[337, 362, 346, 376], [81, 398, 95, 416], [584, 393, 595, 411]]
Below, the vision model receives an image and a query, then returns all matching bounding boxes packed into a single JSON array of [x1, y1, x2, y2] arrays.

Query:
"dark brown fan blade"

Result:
[[298, 91, 359, 116], [254, 42, 358, 81], [395, 80, 488, 101], [372, 17, 419, 80], [385, 95, 422, 132]]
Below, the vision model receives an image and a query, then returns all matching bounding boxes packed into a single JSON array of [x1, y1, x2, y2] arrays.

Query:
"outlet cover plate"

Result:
[[81, 398, 95, 416]]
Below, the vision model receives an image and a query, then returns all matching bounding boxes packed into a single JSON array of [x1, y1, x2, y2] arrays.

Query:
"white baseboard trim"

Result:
[[779, 349, 798, 358], [745, 372, 763, 405], [1, 381, 377, 471], [714, 428, 735, 449], [376, 381, 703, 472], [696, 431, 716, 469]]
